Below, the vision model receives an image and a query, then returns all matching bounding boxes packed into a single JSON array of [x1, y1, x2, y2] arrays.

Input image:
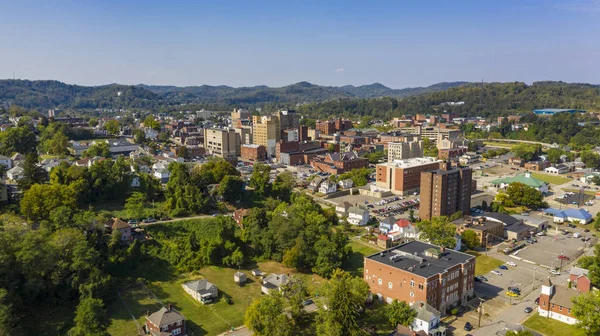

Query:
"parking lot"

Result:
[[328, 193, 420, 219], [516, 232, 593, 268]]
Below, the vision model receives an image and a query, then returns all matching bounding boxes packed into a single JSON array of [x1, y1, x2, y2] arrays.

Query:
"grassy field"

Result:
[[530, 172, 572, 185], [467, 251, 504, 276], [483, 141, 517, 149], [523, 312, 579, 336], [343, 240, 381, 276], [108, 261, 327, 336]]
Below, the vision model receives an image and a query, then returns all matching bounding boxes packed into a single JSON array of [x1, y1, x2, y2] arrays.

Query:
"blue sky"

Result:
[[0, 0, 599, 88]]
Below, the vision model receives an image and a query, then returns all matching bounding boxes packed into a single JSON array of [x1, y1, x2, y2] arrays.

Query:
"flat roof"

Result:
[[377, 157, 440, 169], [366, 241, 474, 278]]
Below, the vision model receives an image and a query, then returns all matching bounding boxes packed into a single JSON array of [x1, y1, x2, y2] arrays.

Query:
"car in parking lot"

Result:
[[474, 275, 488, 282], [499, 265, 508, 270], [524, 307, 533, 313], [127, 219, 138, 225], [506, 291, 519, 297], [491, 270, 502, 276], [582, 237, 591, 242], [507, 261, 517, 267], [549, 269, 561, 276], [464, 322, 473, 331]]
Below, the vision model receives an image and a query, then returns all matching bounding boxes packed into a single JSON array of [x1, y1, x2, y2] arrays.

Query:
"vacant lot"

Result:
[[530, 172, 571, 185], [523, 312, 579, 336], [344, 240, 381, 276], [108, 261, 327, 336], [468, 251, 504, 276]]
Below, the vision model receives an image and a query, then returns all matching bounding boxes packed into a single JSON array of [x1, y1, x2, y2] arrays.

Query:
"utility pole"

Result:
[[478, 298, 485, 328], [532, 267, 536, 290]]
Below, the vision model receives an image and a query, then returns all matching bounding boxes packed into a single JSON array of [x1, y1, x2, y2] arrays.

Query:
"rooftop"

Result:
[[366, 241, 474, 279], [490, 173, 548, 188], [543, 208, 592, 220], [479, 213, 521, 226], [378, 157, 441, 169]]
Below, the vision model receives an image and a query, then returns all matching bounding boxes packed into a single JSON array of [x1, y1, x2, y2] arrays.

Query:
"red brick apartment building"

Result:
[[364, 241, 475, 314], [311, 151, 369, 174], [241, 144, 267, 161], [376, 158, 441, 196], [316, 118, 354, 135]]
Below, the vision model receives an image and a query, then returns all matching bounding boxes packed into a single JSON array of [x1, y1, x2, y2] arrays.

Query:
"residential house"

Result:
[[379, 217, 397, 233], [524, 160, 551, 172], [338, 179, 354, 189], [6, 166, 24, 181], [377, 234, 392, 249], [347, 207, 370, 226], [319, 179, 337, 194], [234, 272, 247, 285], [545, 164, 569, 175], [11, 153, 25, 162], [262, 274, 289, 294], [543, 208, 593, 224], [153, 162, 171, 182], [0, 155, 12, 170], [307, 176, 324, 192], [389, 219, 419, 240], [182, 279, 219, 304], [40, 158, 68, 172], [569, 267, 592, 293], [538, 278, 579, 325], [411, 301, 446, 336], [145, 305, 187, 336], [335, 201, 353, 217], [112, 218, 132, 242]]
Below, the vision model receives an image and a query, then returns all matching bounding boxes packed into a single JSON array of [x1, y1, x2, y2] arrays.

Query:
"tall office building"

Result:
[[387, 140, 424, 161], [204, 128, 240, 159], [252, 115, 280, 157], [231, 108, 251, 128], [277, 110, 300, 130], [419, 161, 472, 220]]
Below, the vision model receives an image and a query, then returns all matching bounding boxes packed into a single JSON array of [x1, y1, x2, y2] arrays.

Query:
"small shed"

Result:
[[252, 269, 266, 277], [234, 271, 247, 285]]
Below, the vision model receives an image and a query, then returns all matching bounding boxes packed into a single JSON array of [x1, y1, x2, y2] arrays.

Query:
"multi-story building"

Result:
[[316, 120, 336, 135], [311, 151, 369, 174], [453, 217, 505, 247], [398, 125, 462, 142], [252, 115, 280, 157], [307, 128, 320, 140], [241, 144, 267, 161], [364, 241, 475, 313], [538, 278, 579, 325], [277, 110, 300, 130], [298, 125, 309, 142], [231, 108, 251, 128], [203, 128, 240, 159], [387, 140, 424, 161], [419, 161, 472, 220], [145, 305, 187, 336], [376, 157, 441, 195]]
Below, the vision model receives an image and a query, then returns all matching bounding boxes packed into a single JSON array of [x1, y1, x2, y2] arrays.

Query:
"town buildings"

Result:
[[387, 139, 424, 161], [538, 278, 579, 324], [376, 157, 441, 195], [203, 128, 240, 160], [419, 161, 472, 220], [311, 151, 369, 174], [240, 144, 267, 161], [252, 115, 280, 157], [231, 108, 251, 128], [364, 241, 475, 313], [145, 305, 187, 336], [453, 217, 505, 247]]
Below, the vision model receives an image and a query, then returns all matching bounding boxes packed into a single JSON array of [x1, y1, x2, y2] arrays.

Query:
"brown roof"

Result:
[[112, 218, 130, 230], [550, 286, 578, 309], [146, 306, 185, 327], [391, 325, 428, 336], [543, 277, 553, 288]]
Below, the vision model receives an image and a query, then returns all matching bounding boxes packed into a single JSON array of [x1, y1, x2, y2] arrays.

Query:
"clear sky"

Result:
[[1, 0, 599, 88]]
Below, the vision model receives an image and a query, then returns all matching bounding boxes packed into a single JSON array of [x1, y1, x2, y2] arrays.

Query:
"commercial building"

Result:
[[387, 140, 424, 161], [376, 158, 441, 196], [364, 241, 475, 313], [252, 115, 280, 157], [419, 162, 472, 220], [311, 151, 369, 174], [231, 108, 251, 128], [398, 125, 462, 142], [316, 118, 353, 135], [277, 110, 300, 130], [453, 217, 505, 247], [241, 144, 267, 161], [203, 128, 240, 159], [490, 172, 549, 194]]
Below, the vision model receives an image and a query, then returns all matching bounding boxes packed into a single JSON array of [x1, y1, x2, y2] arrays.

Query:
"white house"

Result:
[[347, 207, 369, 226], [544, 165, 568, 175], [131, 175, 141, 188], [6, 166, 24, 181], [153, 168, 170, 182], [338, 179, 354, 189], [389, 219, 420, 240], [0, 155, 12, 170], [261, 274, 288, 294], [580, 172, 600, 184], [319, 179, 337, 195], [335, 201, 353, 217], [410, 301, 445, 336], [182, 279, 219, 304]]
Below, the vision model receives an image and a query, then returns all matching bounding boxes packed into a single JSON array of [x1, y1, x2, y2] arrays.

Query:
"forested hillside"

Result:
[[296, 81, 600, 119]]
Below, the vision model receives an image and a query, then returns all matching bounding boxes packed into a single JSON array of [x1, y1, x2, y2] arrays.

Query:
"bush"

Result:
[[451, 308, 459, 315]]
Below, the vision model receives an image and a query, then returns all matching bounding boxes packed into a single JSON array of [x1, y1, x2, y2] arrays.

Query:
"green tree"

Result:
[[592, 175, 600, 186], [505, 331, 534, 336], [386, 299, 417, 328], [415, 216, 457, 248], [0, 125, 38, 155], [272, 171, 296, 202], [20, 183, 77, 221], [496, 182, 546, 209], [337, 167, 371, 187], [250, 163, 271, 195], [194, 157, 240, 185], [461, 230, 480, 250], [103, 120, 120, 135], [218, 175, 245, 202], [125, 192, 146, 220], [18, 153, 48, 190], [83, 142, 111, 158], [245, 293, 293, 336], [580, 150, 600, 169], [512, 143, 542, 162], [572, 289, 600, 336], [45, 131, 70, 156], [423, 137, 438, 157], [316, 269, 370, 336], [88, 118, 99, 127], [177, 145, 189, 159], [70, 296, 108, 336], [143, 115, 161, 131], [546, 148, 563, 164], [282, 278, 310, 326]]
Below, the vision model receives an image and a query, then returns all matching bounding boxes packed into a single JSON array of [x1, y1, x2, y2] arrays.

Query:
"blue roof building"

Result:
[[533, 109, 586, 115], [543, 208, 593, 224]]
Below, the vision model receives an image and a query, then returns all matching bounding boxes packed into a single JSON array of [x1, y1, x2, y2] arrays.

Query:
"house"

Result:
[[11, 153, 25, 162], [569, 267, 592, 293], [524, 160, 551, 172], [377, 234, 392, 249], [335, 201, 353, 217], [339, 179, 354, 189], [319, 179, 337, 194], [379, 217, 397, 233], [252, 269, 266, 277], [543, 208, 593, 224], [182, 279, 219, 304], [145, 305, 187, 336], [411, 301, 446, 336], [545, 164, 569, 175], [0, 155, 12, 170], [40, 158, 69, 172], [6, 166, 24, 181], [347, 207, 370, 226], [234, 272, 247, 285], [154, 168, 170, 182], [508, 157, 524, 166], [307, 176, 324, 192], [538, 278, 578, 325], [390, 325, 428, 336], [111, 218, 132, 242], [262, 274, 289, 294], [389, 219, 419, 240], [580, 172, 600, 184], [490, 171, 549, 194]]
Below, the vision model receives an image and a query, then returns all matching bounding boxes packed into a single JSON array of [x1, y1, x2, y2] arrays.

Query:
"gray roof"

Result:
[[380, 217, 396, 226], [366, 241, 474, 278], [348, 207, 368, 215], [263, 274, 288, 288], [182, 279, 216, 295], [146, 307, 185, 327], [550, 286, 578, 309], [505, 223, 531, 233], [411, 301, 440, 321], [481, 213, 521, 226], [570, 267, 589, 277]]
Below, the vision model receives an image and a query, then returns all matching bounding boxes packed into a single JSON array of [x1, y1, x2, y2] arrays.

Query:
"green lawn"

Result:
[[523, 312, 579, 336], [531, 172, 572, 185], [108, 261, 327, 336], [467, 251, 504, 276], [483, 141, 517, 149], [343, 240, 381, 276]]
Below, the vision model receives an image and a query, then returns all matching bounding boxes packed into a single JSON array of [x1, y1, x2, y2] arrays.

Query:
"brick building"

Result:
[[311, 151, 369, 174], [241, 144, 267, 161], [376, 158, 441, 195], [364, 241, 475, 314], [145, 305, 187, 336], [453, 217, 505, 247], [419, 161, 472, 220], [538, 278, 579, 325], [316, 120, 336, 135], [438, 147, 467, 160]]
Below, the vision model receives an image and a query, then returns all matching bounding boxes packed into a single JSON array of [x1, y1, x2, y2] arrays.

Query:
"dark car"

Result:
[[477, 276, 488, 282], [464, 322, 473, 331], [568, 224, 577, 228], [524, 307, 533, 313], [585, 229, 591, 233], [302, 299, 314, 306], [535, 297, 540, 305], [499, 265, 508, 270]]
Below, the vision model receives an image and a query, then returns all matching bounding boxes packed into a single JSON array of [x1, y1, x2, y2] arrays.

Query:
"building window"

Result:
[[410, 280, 415, 287], [388, 282, 393, 289], [543, 302, 546, 307], [559, 306, 562, 312], [172, 328, 182, 336], [568, 309, 571, 314], [418, 284, 424, 290], [378, 278, 382, 285], [551, 304, 555, 309], [410, 292, 415, 297]]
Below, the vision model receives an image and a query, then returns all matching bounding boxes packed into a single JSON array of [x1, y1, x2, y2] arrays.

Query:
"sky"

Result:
[[0, 0, 599, 88]]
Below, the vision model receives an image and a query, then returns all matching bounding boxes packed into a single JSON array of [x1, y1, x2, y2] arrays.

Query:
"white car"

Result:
[[507, 261, 517, 267], [491, 270, 503, 276], [549, 270, 561, 276]]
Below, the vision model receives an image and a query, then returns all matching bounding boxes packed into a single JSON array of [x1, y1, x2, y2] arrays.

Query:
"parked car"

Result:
[[535, 297, 540, 305], [499, 265, 508, 270], [507, 261, 517, 267], [464, 322, 473, 331], [491, 270, 502, 276], [302, 299, 314, 306], [143, 218, 156, 223], [549, 269, 561, 276], [568, 224, 577, 228], [506, 291, 519, 297], [127, 220, 138, 225], [524, 307, 533, 313]]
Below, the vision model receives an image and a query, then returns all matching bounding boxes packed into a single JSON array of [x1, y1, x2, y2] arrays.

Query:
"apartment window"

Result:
[[172, 328, 182, 336], [559, 306, 562, 312], [410, 280, 415, 287], [551, 304, 555, 309], [388, 282, 393, 289], [418, 284, 424, 290], [568, 309, 571, 314], [410, 292, 415, 297], [378, 278, 382, 285]]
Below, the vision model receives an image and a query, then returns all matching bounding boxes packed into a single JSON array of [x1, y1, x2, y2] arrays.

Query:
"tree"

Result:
[[592, 175, 600, 186], [316, 269, 370, 336], [337, 167, 371, 187], [143, 115, 161, 131], [45, 131, 70, 156], [386, 299, 417, 328], [0, 125, 37, 155], [496, 182, 546, 209], [546, 148, 563, 164], [125, 192, 146, 220], [70, 296, 108, 336], [18, 153, 48, 190], [103, 120, 120, 135], [415, 216, 457, 248], [282, 277, 310, 326], [327, 143, 335, 152], [461, 230, 479, 250], [272, 171, 296, 202], [177, 145, 189, 159], [88, 118, 99, 127], [250, 163, 271, 195], [580, 150, 600, 169], [572, 289, 600, 336], [194, 157, 240, 185], [512, 143, 542, 162], [20, 183, 77, 221], [423, 137, 438, 157], [245, 293, 293, 336], [83, 142, 111, 158], [218, 175, 245, 202]]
